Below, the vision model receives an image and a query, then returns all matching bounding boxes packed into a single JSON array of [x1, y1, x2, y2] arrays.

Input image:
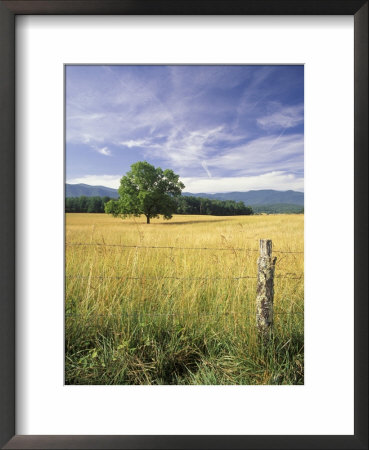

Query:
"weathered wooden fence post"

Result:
[[256, 239, 277, 337]]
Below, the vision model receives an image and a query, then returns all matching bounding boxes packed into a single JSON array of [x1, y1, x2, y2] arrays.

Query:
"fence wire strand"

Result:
[[66, 242, 303, 254], [65, 311, 304, 318], [66, 274, 303, 281], [66, 239, 304, 320]]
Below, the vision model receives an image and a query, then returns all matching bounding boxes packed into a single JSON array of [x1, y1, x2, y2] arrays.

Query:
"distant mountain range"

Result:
[[66, 183, 304, 209], [66, 183, 119, 198], [182, 189, 304, 206]]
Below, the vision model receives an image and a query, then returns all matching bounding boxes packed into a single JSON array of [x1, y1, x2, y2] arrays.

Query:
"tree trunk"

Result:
[[146, 215, 150, 224]]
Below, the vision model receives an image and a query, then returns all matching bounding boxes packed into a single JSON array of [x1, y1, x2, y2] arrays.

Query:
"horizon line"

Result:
[[66, 182, 304, 194]]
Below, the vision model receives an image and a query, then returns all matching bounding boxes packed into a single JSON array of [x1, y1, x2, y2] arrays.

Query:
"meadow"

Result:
[[65, 213, 304, 385]]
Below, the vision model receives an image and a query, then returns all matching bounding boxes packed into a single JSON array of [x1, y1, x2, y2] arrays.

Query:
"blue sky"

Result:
[[66, 65, 304, 193]]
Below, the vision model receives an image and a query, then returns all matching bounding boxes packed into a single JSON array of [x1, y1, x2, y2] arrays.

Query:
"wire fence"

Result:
[[65, 311, 304, 318], [66, 274, 303, 281], [66, 242, 304, 254], [65, 239, 304, 324], [65, 242, 303, 280]]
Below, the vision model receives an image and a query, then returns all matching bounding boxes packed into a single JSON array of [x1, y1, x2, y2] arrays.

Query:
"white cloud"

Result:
[[120, 139, 147, 148], [66, 67, 304, 185], [206, 133, 304, 176], [66, 72, 177, 146], [140, 129, 303, 178], [67, 175, 121, 189], [67, 171, 303, 193], [97, 147, 111, 156], [80, 133, 105, 145], [181, 171, 304, 193], [147, 126, 224, 169], [119, 138, 161, 149], [201, 161, 212, 178], [257, 104, 304, 130]]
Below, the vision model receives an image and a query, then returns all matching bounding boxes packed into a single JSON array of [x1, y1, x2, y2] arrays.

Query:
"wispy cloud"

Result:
[[201, 161, 212, 178], [207, 133, 303, 173], [66, 65, 304, 192], [67, 175, 121, 189], [152, 132, 304, 178], [257, 104, 304, 130], [145, 126, 225, 171], [182, 171, 304, 193], [120, 139, 150, 148], [97, 146, 111, 156], [67, 171, 304, 193]]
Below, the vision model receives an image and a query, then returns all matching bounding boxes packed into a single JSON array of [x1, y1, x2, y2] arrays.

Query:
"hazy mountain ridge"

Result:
[[183, 189, 304, 205], [66, 184, 304, 206], [66, 183, 119, 198]]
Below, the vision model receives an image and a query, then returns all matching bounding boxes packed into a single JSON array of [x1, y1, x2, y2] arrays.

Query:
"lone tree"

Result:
[[105, 161, 185, 224]]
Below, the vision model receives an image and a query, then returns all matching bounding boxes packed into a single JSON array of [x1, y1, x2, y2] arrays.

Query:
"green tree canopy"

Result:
[[105, 161, 185, 224]]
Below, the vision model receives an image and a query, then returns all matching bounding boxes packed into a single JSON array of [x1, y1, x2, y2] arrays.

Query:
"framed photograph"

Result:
[[1, 1, 367, 449], [64, 63, 305, 387]]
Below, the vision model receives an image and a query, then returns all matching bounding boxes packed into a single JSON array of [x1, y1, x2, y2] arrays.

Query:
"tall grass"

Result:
[[65, 213, 304, 385]]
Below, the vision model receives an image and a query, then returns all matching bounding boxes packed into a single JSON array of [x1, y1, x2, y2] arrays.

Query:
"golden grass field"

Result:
[[65, 213, 304, 385]]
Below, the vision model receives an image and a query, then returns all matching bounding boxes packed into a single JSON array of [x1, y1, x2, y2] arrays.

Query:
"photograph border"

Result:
[[0, 1, 367, 449]]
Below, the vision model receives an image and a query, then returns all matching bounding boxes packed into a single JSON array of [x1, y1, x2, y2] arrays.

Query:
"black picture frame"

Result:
[[0, 1, 367, 449]]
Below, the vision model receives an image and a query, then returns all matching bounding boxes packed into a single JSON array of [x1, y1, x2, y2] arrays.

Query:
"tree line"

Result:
[[175, 196, 253, 215], [251, 203, 304, 214], [65, 196, 111, 213], [66, 195, 253, 216]]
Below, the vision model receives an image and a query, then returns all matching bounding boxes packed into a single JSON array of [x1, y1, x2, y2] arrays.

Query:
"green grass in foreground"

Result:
[[65, 311, 303, 385]]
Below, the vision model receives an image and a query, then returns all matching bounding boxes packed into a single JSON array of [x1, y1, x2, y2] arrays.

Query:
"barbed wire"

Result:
[[66, 242, 303, 254], [65, 310, 304, 318], [66, 275, 257, 280], [66, 274, 303, 281]]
